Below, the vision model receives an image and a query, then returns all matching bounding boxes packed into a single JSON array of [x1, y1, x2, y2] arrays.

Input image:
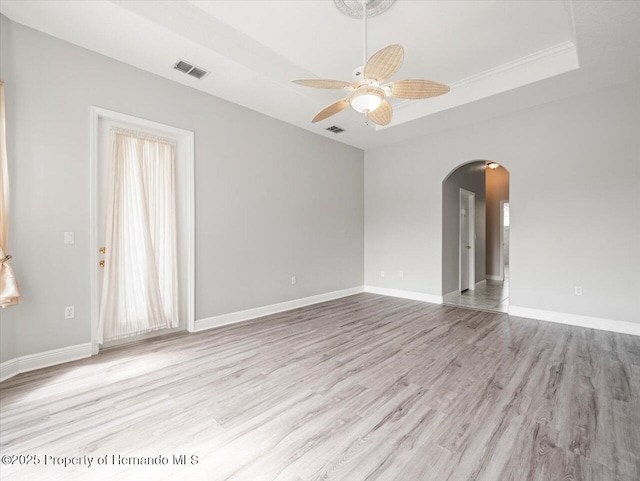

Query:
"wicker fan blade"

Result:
[[363, 44, 404, 83], [312, 99, 350, 123], [293, 79, 351, 89], [386, 79, 450, 99], [368, 99, 393, 126]]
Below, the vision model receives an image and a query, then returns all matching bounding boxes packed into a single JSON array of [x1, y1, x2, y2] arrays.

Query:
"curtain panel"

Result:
[[96, 129, 179, 343], [0, 81, 21, 308]]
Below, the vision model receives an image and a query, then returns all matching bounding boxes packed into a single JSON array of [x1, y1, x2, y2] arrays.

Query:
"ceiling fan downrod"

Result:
[[362, 0, 369, 66]]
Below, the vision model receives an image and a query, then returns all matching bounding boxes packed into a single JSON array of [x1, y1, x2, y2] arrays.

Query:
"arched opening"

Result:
[[442, 160, 510, 313]]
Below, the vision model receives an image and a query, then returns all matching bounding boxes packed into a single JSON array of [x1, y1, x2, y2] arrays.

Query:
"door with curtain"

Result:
[[96, 127, 179, 344]]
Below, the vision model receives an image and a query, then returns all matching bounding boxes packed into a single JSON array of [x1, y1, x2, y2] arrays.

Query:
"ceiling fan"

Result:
[[293, 0, 450, 126]]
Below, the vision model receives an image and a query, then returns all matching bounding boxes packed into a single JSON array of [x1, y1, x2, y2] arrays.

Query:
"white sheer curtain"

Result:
[[97, 129, 179, 343], [0, 81, 21, 308]]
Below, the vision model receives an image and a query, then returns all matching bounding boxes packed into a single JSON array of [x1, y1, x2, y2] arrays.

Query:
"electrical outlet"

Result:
[[64, 306, 75, 319], [381, 270, 385, 278], [291, 276, 297, 285], [399, 270, 404, 278], [574, 286, 582, 296]]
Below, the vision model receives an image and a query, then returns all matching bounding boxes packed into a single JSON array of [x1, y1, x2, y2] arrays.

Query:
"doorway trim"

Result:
[[498, 200, 508, 282], [89, 106, 195, 354], [459, 188, 475, 293]]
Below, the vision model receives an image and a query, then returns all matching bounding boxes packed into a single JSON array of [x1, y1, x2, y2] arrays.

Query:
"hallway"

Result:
[[445, 270, 509, 313]]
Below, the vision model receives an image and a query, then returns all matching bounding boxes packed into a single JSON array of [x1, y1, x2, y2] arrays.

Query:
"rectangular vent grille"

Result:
[[173, 60, 209, 80], [326, 126, 345, 134], [189, 67, 208, 80]]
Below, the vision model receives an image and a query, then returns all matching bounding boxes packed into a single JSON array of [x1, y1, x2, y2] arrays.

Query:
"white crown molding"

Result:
[[195, 286, 365, 332], [383, 41, 580, 129], [364, 285, 443, 305], [509, 305, 640, 337], [0, 343, 93, 383], [453, 41, 577, 89]]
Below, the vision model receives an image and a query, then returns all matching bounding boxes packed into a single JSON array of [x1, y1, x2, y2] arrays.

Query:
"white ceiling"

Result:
[[1, 1, 639, 150]]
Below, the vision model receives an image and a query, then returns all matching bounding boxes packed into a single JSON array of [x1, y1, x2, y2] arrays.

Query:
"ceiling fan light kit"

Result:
[[349, 85, 385, 113], [293, 0, 450, 127]]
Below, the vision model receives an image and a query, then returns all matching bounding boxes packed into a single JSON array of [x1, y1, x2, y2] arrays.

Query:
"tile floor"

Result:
[[445, 268, 509, 313]]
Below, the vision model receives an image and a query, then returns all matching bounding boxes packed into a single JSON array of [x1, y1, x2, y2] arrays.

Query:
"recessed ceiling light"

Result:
[[487, 162, 500, 170]]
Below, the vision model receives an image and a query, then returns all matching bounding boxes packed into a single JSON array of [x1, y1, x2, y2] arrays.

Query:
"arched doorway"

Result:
[[442, 160, 510, 313]]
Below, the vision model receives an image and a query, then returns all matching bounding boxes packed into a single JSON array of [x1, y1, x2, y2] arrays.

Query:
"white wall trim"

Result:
[[3, 300, 636, 383], [498, 199, 507, 282], [0, 343, 93, 383], [486, 274, 504, 281], [509, 306, 640, 337], [386, 40, 579, 128], [0, 359, 19, 383], [364, 286, 443, 305], [195, 286, 364, 332]]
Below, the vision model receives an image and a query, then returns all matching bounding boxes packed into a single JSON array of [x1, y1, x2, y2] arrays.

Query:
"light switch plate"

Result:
[[64, 232, 75, 245]]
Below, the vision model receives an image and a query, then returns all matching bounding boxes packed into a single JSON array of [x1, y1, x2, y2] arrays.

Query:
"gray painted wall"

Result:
[[0, 17, 364, 362], [365, 80, 640, 324], [485, 166, 509, 277], [442, 161, 486, 295]]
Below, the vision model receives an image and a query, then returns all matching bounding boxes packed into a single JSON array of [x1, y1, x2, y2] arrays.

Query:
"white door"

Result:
[[459, 189, 475, 292], [91, 108, 195, 350]]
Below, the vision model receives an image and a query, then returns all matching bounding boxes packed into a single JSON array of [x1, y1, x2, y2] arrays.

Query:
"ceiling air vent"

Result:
[[326, 126, 345, 134], [173, 60, 209, 80], [188, 67, 208, 80]]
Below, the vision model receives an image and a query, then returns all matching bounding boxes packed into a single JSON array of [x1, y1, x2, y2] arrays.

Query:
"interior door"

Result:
[[460, 204, 470, 291], [459, 189, 475, 292]]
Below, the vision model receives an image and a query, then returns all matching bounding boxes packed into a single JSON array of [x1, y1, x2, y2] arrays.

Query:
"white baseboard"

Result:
[[195, 286, 364, 332], [0, 343, 93, 383], [486, 274, 504, 281], [508, 306, 640, 337], [475, 280, 487, 288], [364, 285, 443, 305], [443, 290, 461, 302], [0, 358, 19, 383]]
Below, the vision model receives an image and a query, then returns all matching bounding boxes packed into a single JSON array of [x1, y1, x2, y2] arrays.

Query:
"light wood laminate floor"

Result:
[[1, 293, 639, 481], [445, 270, 510, 313]]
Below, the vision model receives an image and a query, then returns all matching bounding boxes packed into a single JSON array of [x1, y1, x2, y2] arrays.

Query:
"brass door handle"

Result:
[[99, 246, 106, 254], [99, 260, 105, 268]]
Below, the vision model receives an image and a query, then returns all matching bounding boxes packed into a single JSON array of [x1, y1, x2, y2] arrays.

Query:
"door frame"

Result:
[[498, 200, 508, 282], [458, 188, 475, 293], [89, 106, 195, 354]]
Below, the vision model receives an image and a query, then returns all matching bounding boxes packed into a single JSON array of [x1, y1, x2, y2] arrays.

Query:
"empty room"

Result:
[[0, 1, 639, 480]]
